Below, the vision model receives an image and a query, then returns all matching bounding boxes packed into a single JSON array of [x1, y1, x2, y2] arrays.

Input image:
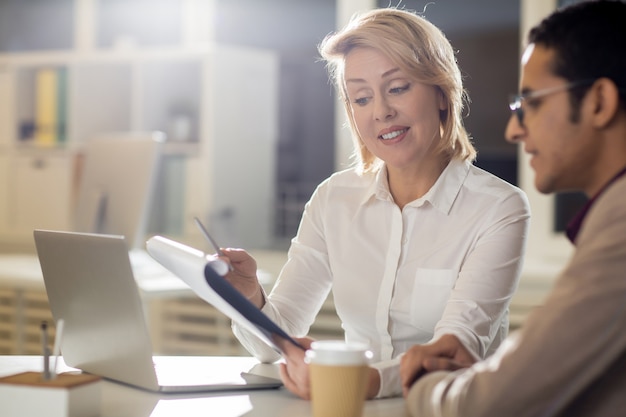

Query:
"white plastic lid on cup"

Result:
[[305, 340, 373, 366]]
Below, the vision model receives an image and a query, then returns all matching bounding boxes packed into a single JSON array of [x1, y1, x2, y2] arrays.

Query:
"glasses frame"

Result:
[[508, 80, 596, 127]]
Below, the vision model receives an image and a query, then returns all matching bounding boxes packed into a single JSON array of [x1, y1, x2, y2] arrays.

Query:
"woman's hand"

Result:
[[220, 248, 265, 308], [399, 334, 476, 397], [278, 337, 381, 400], [278, 337, 315, 399]]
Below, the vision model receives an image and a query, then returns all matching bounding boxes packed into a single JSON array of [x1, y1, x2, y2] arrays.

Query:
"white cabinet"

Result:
[[11, 150, 74, 236], [0, 0, 278, 249], [0, 148, 74, 242]]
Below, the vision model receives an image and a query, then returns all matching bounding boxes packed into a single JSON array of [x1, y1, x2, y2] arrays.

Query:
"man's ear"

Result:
[[589, 77, 620, 128]]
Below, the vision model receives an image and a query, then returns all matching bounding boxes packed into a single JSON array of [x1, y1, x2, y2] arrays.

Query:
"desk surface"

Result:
[[0, 250, 280, 295], [0, 251, 191, 296], [0, 356, 405, 417]]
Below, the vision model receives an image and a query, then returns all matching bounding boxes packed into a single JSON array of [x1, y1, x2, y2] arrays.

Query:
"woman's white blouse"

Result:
[[233, 158, 530, 398]]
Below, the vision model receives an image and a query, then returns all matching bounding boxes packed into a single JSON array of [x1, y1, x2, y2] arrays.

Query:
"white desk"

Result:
[[0, 355, 405, 417]]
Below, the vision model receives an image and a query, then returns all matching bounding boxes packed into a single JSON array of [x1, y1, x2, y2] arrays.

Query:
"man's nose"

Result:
[[505, 114, 524, 144]]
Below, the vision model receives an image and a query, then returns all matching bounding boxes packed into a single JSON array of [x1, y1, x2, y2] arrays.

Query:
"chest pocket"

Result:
[[409, 268, 456, 331]]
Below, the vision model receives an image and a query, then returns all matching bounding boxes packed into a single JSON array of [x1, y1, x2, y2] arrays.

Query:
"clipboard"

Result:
[[146, 236, 304, 355]]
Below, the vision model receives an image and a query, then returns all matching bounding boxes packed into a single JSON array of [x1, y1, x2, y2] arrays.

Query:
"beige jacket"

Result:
[[407, 175, 626, 417]]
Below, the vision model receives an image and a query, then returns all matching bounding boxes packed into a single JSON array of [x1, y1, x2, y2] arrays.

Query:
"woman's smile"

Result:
[[379, 127, 409, 141]]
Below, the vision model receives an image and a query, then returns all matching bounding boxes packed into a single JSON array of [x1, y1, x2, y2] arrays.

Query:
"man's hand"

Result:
[[399, 334, 476, 396]]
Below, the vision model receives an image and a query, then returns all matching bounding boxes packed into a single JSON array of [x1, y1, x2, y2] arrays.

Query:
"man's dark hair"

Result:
[[529, 0, 626, 117]]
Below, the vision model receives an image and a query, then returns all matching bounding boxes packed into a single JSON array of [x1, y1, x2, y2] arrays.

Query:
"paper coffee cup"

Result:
[[305, 341, 372, 417]]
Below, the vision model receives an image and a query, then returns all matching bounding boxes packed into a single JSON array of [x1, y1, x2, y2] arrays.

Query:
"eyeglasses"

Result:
[[508, 80, 595, 127]]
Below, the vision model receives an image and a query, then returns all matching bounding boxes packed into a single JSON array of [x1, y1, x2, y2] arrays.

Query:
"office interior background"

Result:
[[210, 0, 524, 249], [0, 0, 584, 355]]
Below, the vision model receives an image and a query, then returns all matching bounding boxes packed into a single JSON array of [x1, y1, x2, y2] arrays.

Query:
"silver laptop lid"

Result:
[[34, 229, 160, 391]]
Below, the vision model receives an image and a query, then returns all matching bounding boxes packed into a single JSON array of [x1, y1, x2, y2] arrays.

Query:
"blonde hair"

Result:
[[319, 7, 476, 173]]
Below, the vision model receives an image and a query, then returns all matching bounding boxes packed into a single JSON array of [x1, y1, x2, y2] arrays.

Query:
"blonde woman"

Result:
[[221, 7, 529, 399]]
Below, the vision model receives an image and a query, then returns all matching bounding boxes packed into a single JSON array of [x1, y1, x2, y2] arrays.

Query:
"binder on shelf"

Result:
[[34, 67, 68, 147], [35, 68, 58, 146], [56, 68, 68, 144]]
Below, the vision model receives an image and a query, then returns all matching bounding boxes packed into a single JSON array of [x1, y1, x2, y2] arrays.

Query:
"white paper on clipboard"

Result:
[[146, 235, 302, 355]]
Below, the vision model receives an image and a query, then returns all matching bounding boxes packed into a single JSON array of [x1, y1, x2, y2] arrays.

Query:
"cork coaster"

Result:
[[0, 372, 100, 389]]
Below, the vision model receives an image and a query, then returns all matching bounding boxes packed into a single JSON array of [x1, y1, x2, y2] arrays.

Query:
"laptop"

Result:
[[33, 229, 283, 393]]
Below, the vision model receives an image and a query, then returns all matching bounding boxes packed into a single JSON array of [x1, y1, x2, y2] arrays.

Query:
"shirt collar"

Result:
[[359, 168, 392, 205], [566, 165, 626, 244], [362, 159, 470, 214]]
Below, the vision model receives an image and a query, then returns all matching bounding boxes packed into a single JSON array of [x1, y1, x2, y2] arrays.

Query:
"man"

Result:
[[400, 1, 626, 416]]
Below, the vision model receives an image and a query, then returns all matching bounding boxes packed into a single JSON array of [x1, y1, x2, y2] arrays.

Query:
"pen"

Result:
[[51, 319, 65, 379], [194, 216, 234, 272], [41, 321, 51, 380]]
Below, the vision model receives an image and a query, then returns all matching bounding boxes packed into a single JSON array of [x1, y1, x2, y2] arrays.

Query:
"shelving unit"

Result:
[[0, 270, 344, 356], [0, 0, 279, 249], [0, 287, 56, 355]]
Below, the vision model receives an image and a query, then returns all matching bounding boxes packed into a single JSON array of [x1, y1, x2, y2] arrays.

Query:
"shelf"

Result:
[[0, 0, 74, 53], [0, 0, 279, 250], [95, 0, 183, 49], [0, 44, 223, 66]]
